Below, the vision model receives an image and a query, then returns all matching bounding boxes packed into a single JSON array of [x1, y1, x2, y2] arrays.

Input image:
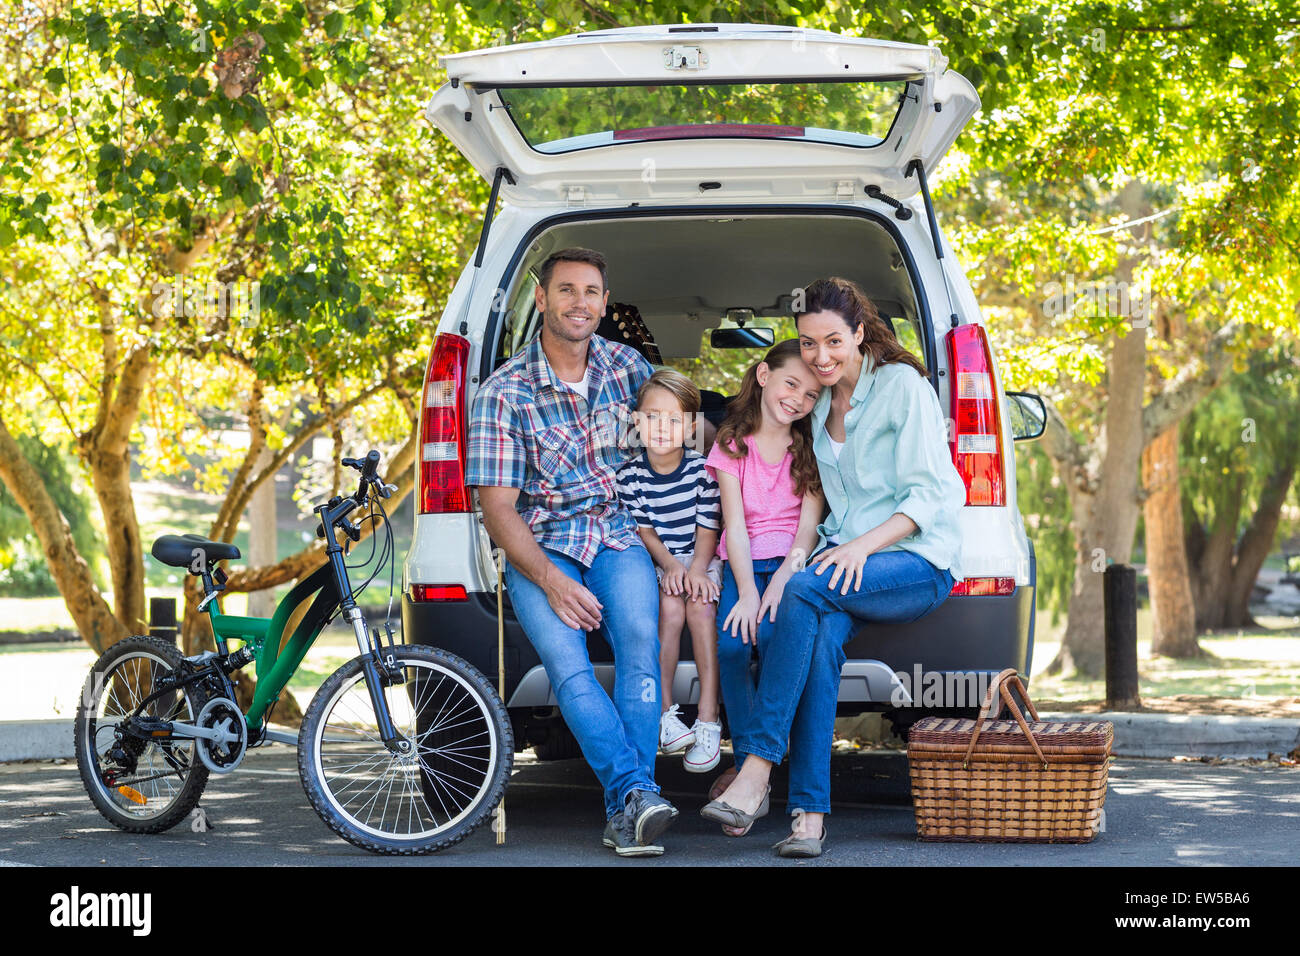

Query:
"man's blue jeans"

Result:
[[734, 550, 955, 814], [715, 557, 785, 768], [503, 543, 662, 820]]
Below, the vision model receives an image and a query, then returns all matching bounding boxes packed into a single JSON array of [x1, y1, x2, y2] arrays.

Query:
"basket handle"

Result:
[[963, 669, 1047, 770]]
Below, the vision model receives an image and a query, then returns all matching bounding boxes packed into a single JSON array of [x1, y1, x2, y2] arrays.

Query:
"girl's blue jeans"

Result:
[[715, 557, 785, 768], [734, 550, 955, 814]]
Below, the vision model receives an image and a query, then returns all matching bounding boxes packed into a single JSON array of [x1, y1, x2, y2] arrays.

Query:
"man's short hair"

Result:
[[637, 368, 701, 416], [538, 247, 608, 293]]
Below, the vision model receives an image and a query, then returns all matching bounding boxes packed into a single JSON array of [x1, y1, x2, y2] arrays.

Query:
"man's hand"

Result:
[[542, 565, 603, 631]]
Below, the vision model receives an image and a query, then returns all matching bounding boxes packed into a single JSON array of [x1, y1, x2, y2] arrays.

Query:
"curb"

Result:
[[5, 713, 1300, 764], [1039, 710, 1300, 760], [0, 720, 74, 762], [834, 711, 1300, 761]]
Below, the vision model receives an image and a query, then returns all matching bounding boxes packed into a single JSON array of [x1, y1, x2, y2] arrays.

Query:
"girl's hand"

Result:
[[723, 588, 761, 644], [811, 537, 877, 596], [685, 567, 719, 604], [757, 572, 789, 624], [661, 562, 688, 596]]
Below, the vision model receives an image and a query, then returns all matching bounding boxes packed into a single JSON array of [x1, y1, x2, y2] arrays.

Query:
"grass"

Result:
[[1028, 614, 1300, 702]]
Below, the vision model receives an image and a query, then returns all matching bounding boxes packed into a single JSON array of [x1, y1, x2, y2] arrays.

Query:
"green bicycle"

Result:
[[74, 450, 513, 854]]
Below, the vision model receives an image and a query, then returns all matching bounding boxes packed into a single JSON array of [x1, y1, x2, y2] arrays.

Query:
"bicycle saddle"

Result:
[[151, 533, 241, 570]]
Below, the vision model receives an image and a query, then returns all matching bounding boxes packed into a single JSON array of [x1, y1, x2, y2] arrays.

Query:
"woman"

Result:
[[701, 276, 966, 857]]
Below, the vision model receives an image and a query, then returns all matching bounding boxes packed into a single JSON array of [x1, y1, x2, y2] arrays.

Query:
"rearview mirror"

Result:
[[1005, 391, 1047, 441], [711, 327, 775, 349]]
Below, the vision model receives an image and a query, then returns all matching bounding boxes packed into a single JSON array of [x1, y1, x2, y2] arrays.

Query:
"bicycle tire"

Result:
[[74, 635, 211, 833], [297, 644, 513, 855]]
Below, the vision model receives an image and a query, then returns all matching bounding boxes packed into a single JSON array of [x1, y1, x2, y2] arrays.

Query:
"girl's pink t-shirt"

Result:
[[705, 434, 801, 562]]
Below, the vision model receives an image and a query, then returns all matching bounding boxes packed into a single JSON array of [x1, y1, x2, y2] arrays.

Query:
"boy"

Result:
[[616, 369, 725, 772]]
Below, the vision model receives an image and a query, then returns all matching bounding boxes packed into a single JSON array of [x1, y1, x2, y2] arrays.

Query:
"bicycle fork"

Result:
[[343, 606, 412, 756]]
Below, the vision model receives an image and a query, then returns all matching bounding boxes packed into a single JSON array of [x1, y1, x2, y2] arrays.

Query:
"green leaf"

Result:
[[324, 12, 345, 37]]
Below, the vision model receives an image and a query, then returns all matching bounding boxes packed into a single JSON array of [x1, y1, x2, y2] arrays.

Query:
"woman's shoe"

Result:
[[772, 809, 826, 858], [708, 767, 738, 802], [700, 785, 770, 831]]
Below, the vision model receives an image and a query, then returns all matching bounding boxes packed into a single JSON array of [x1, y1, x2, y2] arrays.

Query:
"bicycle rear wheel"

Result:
[[74, 635, 210, 833], [297, 645, 512, 854]]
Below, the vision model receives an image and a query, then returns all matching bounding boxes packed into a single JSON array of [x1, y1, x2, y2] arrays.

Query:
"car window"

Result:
[[494, 273, 541, 367]]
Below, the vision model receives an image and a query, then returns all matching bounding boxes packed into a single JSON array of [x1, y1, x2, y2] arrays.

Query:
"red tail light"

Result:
[[410, 584, 469, 602], [951, 577, 1015, 596], [419, 333, 471, 514], [945, 324, 1006, 506]]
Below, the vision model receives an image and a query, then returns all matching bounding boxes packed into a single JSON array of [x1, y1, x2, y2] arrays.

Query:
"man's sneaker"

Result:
[[683, 719, 722, 773], [624, 788, 679, 846], [659, 704, 695, 754], [602, 812, 663, 857]]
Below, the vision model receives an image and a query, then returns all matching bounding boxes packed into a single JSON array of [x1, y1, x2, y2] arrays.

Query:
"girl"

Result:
[[704, 339, 825, 833], [702, 277, 966, 857]]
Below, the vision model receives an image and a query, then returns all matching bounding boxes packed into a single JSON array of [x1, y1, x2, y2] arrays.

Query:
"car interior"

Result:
[[489, 212, 928, 444]]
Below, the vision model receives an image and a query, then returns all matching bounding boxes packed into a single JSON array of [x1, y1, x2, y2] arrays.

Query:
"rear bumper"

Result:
[[402, 581, 1035, 710]]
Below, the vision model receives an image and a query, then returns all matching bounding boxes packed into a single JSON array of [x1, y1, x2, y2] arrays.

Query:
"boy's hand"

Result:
[[661, 561, 688, 596], [685, 566, 719, 604]]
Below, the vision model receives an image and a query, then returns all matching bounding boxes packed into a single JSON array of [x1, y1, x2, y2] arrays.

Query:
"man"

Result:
[[466, 247, 678, 856]]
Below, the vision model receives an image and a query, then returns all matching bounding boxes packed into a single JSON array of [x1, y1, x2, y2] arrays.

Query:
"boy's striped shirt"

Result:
[[616, 449, 721, 555]]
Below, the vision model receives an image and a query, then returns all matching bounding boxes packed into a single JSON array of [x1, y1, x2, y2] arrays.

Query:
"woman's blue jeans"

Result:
[[715, 557, 785, 768], [503, 543, 662, 820], [734, 550, 955, 814]]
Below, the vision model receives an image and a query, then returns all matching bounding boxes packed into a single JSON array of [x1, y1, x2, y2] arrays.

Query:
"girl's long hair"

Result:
[[796, 276, 928, 377], [714, 338, 821, 499]]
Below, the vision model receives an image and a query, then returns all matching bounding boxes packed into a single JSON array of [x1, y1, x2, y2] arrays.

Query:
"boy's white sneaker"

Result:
[[683, 719, 722, 773], [659, 704, 695, 754]]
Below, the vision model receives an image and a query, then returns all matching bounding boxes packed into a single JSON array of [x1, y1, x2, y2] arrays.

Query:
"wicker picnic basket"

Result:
[[906, 668, 1112, 843]]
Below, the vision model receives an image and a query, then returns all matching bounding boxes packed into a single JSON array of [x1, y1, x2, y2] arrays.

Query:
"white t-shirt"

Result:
[[557, 367, 591, 401], [826, 428, 844, 543]]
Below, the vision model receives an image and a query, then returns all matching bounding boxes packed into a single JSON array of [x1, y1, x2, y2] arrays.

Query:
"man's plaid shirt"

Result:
[[466, 334, 654, 568]]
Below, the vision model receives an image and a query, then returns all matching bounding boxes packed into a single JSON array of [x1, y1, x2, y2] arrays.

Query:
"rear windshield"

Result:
[[492, 79, 910, 154]]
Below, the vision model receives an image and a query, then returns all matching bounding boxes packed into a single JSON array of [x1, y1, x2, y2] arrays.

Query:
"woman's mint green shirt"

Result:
[[811, 357, 966, 581]]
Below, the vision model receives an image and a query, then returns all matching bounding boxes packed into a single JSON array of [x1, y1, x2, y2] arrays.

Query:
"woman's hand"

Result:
[[685, 566, 719, 604], [722, 586, 761, 644], [660, 561, 687, 596], [811, 535, 879, 596]]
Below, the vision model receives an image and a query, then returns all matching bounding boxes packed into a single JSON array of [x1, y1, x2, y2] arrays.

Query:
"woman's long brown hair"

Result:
[[713, 339, 821, 499], [796, 277, 928, 377]]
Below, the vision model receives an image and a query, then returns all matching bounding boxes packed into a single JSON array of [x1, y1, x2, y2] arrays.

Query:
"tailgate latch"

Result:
[[663, 45, 707, 70]]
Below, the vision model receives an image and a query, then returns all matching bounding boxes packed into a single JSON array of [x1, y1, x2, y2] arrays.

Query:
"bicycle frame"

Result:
[[205, 561, 341, 733], [203, 486, 403, 747]]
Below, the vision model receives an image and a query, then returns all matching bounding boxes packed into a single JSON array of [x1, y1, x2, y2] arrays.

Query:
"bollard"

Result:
[[1103, 564, 1141, 710], [150, 596, 178, 644]]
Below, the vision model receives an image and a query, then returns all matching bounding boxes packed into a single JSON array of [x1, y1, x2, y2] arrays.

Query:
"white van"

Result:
[[403, 23, 1047, 755]]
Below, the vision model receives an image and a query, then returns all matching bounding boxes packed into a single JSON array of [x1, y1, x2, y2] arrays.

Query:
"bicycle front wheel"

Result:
[[297, 645, 513, 855]]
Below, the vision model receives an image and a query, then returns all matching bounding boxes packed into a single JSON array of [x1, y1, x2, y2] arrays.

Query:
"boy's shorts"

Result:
[[655, 550, 723, 590]]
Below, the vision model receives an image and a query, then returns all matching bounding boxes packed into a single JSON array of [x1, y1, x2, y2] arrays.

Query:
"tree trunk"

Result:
[[1188, 472, 1243, 631], [1053, 319, 1148, 677], [1224, 425, 1300, 626], [1142, 425, 1202, 657], [0, 416, 127, 654]]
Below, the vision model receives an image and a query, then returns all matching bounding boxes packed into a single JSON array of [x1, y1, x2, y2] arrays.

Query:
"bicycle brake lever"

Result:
[[377, 483, 397, 499]]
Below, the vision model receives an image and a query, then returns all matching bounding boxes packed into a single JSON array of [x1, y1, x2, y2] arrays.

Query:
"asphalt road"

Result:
[[2, 746, 1297, 867]]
